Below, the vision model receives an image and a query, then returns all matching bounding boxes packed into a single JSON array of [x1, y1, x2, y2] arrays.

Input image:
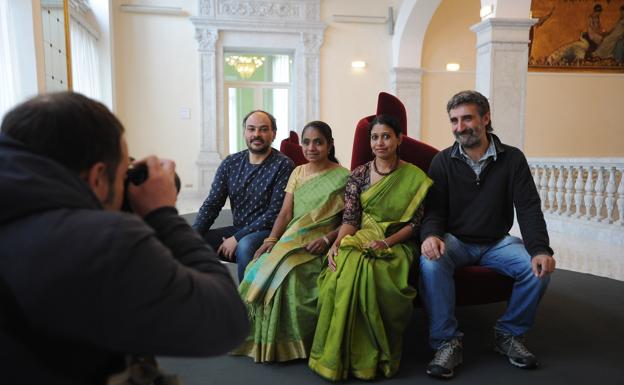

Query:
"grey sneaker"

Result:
[[494, 331, 539, 369], [426, 338, 463, 379]]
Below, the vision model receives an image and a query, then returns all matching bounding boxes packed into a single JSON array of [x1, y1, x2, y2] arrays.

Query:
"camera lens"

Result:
[[121, 162, 181, 212]]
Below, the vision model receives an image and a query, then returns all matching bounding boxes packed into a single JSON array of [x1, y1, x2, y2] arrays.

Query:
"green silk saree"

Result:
[[309, 162, 432, 381], [232, 166, 349, 362]]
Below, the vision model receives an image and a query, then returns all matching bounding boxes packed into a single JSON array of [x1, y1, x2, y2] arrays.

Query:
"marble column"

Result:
[[391, 67, 423, 139], [194, 27, 221, 197], [297, 32, 323, 131], [470, 17, 535, 149]]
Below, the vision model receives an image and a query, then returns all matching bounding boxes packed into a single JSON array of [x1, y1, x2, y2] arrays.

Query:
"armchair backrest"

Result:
[[279, 131, 308, 166], [350, 93, 439, 172]]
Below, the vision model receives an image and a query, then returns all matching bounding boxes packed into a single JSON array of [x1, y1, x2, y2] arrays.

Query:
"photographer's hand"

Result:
[[127, 156, 177, 217]]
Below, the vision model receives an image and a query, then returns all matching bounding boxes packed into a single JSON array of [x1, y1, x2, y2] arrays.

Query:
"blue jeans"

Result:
[[202, 226, 270, 281], [419, 234, 550, 349]]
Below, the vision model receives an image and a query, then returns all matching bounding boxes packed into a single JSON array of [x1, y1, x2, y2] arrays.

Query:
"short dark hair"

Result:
[[594, 4, 602, 12], [368, 114, 402, 138], [446, 90, 493, 132], [1, 92, 124, 183], [242, 110, 277, 132], [302, 120, 339, 164]]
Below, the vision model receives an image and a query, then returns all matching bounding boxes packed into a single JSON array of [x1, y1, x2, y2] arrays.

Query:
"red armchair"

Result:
[[279, 131, 307, 166], [350, 92, 438, 172], [353, 92, 513, 306]]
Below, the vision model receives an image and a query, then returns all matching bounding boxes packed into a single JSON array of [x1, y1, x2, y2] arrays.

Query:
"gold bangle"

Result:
[[382, 239, 390, 248], [264, 237, 278, 244], [322, 236, 331, 246]]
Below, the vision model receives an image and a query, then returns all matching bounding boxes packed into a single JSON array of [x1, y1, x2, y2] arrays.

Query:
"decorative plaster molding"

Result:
[[219, 0, 300, 18], [190, 0, 324, 196], [195, 27, 219, 52], [301, 32, 323, 53], [199, 0, 319, 21], [191, 17, 324, 33], [199, 0, 215, 16], [471, 17, 536, 48], [304, 2, 319, 20]]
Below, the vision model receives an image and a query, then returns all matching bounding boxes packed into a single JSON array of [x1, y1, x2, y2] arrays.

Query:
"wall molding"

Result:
[[191, 0, 325, 196]]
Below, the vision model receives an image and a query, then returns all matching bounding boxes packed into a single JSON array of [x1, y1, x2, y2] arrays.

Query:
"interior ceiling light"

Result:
[[446, 63, 460, 71], [226, 55, 266, 79], [351, 60, 366, 69]]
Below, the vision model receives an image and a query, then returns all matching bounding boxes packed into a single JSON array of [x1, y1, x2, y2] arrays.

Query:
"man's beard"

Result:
[[246, 138, 271, 154], [454, 129, 482, 149]]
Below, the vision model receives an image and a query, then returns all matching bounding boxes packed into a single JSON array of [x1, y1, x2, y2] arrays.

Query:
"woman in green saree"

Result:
[[309, 115, 433, 381], [232, 121, 349, 362]]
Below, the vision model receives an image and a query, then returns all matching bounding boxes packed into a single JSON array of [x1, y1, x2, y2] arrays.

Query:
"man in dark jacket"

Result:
[[0, 92, 249, 385], [419, 90, 556, 379]]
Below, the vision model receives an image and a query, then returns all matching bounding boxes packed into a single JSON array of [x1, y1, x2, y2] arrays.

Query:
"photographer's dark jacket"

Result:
[[0, 134, 249, 385]]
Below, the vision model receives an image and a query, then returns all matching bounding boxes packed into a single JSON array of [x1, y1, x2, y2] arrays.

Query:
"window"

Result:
[[0, 0, 20, 118], [70, 16, 101, 100], [224, 52, 293, 154]]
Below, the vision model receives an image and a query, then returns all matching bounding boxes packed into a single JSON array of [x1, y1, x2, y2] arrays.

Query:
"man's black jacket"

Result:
[[0, 134, 249, 384], [421, 134, 553, 257]]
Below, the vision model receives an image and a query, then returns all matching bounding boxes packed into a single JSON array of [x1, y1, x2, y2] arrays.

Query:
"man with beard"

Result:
[[194, 110, 294, 281], [418, 90, 555, 379]]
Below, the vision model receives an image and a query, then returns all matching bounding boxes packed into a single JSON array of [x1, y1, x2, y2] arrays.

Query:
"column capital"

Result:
[[391, 67, 424, 86], [391, 66, 424, 139], [300, 31, 323, 54], [194, 27, 219, 52], [470, 17, 536, 47]]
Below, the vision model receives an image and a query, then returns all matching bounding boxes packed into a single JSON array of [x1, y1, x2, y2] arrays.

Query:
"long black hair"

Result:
[[367, 114, 402, 138], [302, 120, 339, 164]]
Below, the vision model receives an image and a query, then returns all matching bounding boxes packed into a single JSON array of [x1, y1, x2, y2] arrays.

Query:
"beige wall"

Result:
[[420, 0, 480, 151], [319, 0, 403, 165], [112, 0, 201, 190], [525, 73, 624, 157]]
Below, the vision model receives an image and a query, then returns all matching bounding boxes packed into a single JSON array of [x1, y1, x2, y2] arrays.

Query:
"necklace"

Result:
[[373, 156, 399, 176]]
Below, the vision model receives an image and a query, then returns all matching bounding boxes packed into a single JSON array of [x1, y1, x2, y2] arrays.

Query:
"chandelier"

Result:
[[225, 55, 266, 79]]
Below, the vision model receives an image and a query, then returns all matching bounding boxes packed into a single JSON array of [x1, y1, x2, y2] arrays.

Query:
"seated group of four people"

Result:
[[193, 90, 556, 381]]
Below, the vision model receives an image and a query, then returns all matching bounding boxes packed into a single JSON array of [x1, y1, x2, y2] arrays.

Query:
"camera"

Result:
[[121, 163, 182, 212]]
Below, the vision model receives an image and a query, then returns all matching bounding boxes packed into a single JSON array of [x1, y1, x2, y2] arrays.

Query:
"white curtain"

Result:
[[0, 0, 20, 119], [70, 17, 101, 100]]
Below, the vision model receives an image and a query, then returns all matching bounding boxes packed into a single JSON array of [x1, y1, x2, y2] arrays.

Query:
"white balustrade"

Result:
[[526, 158, 624, 281], [617, 168, 624, 226], [584, 166, 594, 220], [555, 165, 565, 215], [574, 166, 584, 218], [604, 167, 616, 224], [548, 165, 557, 214], [529, 159, 624, 225], [564, 165, 573, 216], [539, 165, 549, 211]]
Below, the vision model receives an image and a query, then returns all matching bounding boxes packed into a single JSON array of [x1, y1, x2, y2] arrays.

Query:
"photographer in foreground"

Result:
[[0, 92, 249, 385]]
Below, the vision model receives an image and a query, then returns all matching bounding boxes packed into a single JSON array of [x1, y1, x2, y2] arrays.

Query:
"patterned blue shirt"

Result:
[[193, 149, 294, 241]]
